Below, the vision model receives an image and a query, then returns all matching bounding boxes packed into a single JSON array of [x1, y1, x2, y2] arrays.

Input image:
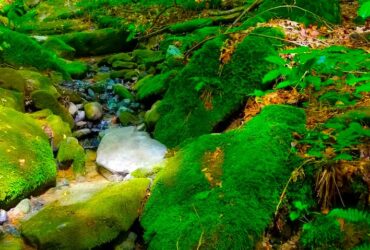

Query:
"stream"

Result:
[[0, 53, 167, 249]]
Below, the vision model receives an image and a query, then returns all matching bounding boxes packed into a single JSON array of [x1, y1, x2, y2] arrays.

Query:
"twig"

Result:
[[225, 0, 263, 32], [274, 158, 314, 216]]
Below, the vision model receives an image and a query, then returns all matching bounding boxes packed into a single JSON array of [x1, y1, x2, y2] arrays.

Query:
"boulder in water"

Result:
[[96, 127, 167, 175]]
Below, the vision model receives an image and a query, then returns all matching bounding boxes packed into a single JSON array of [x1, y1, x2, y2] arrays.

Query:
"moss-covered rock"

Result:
[[41, 37, 76, 59], [54, 28, 135, 56], [135, 70, 177, 101], [144, 100, 161, 130], [0, 27, 71, 76], [106, 52, 133, 65], [84, 102, 103, 121], [17, 69, 59, 97], [57, 137, 85, 175], [168, 18, 214, 33], [113, 84, 134, 100], [0, 107, 56, 209], [154, 28, 283, 147], [110, 69, 139, 80], [0, 67, 26, 93], [117, 108, 140, 126], [132, 49, 165, 68], [0, 87, 24, 111], [21, 178, 150, 249], [112, 61, 137, 70], [28, 110, 72, 150], [142, 105, 306, 250], [31, 90, 74, 127]]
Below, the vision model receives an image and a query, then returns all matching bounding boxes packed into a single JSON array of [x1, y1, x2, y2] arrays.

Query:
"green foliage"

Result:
[[21, 178, 151, 249], [0, 107, 56, 209], [154, 27, 283, 147], [253, 0, 341, 25], [301, 208, 370, 249], [358, 0, 370, 20], [142, 105, 306, 249], [263, 46, 370, 93]]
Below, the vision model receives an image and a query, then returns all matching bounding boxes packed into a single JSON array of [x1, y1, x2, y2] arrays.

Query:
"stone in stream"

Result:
[[0, 210, 7, 224], [84, 102, 103, 121], [21, 178, 150, 250], [96, 127, 167, 177]]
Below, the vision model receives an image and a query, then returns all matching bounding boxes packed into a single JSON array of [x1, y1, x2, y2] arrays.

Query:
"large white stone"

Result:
[[96, 127, 167, 174]]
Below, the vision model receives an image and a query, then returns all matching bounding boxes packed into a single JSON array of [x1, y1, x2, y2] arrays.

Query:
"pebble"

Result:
[[73, 128, 92, 138], [68, 102, 78, 116], [0, 209, 7, 224], [75, 111, 86, 123], [13, 199, 31, 214], [75, 121, 88, 127]]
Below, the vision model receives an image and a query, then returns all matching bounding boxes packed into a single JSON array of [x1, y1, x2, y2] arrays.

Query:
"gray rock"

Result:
[[96, 127, 167, 174], [84, 102, 103, 121], [13, 199, 31, 214], [68, 102, 78, 116], [73, 128, 92, 138], [0, 210, 7, 224], [75, 111, 86, 123]]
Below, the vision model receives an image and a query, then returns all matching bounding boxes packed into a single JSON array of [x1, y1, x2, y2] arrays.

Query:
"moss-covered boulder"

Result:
[[135, 70, 177, 101], [21, 178, 150, 249], [113, 84, 134, 100], [154, 28, 283, 147], [132, 49, 165, 68], [41, 37, 76, 59], [31, 90, 74, 127], [142, 105, 306, 250], [144, 100, 161, 130], [17, 69, 59, 97], [0, 87, 24, 111], [0, 67, 26, 93], [57, 137, 85, 175], [106, 52, 133, 65], [112, 61, 137, 70], [54, 28, 135, 56], [84, 102, 103, 121], [28, 110, 72, 150], [0, 107, 56, 209]]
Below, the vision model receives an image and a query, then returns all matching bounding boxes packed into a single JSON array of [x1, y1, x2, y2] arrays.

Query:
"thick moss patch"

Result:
[[142, 105, 306, 250], [21, 178, 150, 249], [154, 28, 283, 147], [0, 107, 56, 209], [0, 87, 24, 111], [57, 137, 86, 175]]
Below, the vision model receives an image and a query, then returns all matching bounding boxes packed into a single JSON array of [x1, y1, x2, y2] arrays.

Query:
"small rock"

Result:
[[73, 128, 92, 138], [68, 102, 78, 116], [13, 199, 31, 214], [75, 121, 88, 127], [0, 210, 7, 224], [75, 111, 86, 123]]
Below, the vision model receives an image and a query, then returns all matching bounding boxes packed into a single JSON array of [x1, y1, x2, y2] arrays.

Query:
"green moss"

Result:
[[54, 28, 135, 56], [17, 69, 59, 97], [57, 137, 85, 175], [31, 90, 74, 127], [0, 27, 70, 76], [110, 69, 139, 80], [132, 49, 165, 68], [29, 111, 72, 150], [0, 87, 24, 111], [168, 18, 214, 33], [113, 84, 134, 100], [18, 19, 89, 35], [112, 61, 137, 70], [0, 107, 56, 209], [154, 28, 283, 147], [21, 178, 150, 249], [300, 209, 370, 249], [253, 0, 341, 25], [41, 37, 76, 59], [60, 60, 88, 78], [117, 109, 140, 126], [136, 70, 177, 101], [144, 100, 162, 130], [0, 67, 26, 93], [106, 52, 133, 65], [142, 105, 306, 250]]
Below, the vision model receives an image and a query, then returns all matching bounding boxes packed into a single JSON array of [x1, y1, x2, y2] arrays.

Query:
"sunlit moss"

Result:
[[21, 178, 150, 249], [0, 107, 56, 209], [142, 105, 306, 249], [57, 137, 86, 175]]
